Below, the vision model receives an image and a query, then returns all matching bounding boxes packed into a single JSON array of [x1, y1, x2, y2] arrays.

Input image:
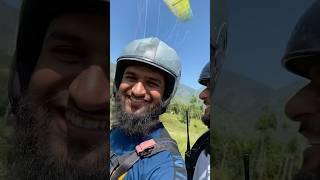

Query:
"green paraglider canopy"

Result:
[[163, 0, 193, 22]]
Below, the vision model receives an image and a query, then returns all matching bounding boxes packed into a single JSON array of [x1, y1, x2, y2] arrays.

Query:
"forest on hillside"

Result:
[[213, 106, 303, 180]]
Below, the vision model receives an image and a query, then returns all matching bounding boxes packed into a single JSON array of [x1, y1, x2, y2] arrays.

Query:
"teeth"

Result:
[[65, 110, 103, 130], [130, 97, 145, 103]]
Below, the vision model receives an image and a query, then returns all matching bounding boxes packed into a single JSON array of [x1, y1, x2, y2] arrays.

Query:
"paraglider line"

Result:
[[180, 30, 190, 44], [156, 0, 161, 36], [143, 0, 148, 38], [166, 19, 178, 42], [174, 24, 181, 45], [134, 0, 143, 39]]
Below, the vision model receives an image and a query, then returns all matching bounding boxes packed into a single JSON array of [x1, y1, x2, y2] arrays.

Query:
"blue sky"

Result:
[[4, 0, 314, 89], [111, 0, 210, 89], [225, 0, 313, 88], [5, 0, 210, 89]]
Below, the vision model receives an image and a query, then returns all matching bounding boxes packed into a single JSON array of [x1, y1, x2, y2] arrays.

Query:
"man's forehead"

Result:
[[44, 13, 106, 43], [124, 65, 165, 79]]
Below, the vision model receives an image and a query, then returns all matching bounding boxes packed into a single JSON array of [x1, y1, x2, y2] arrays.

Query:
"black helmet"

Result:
[[282, 0, 320, 79], [198, 62, 210, 86], [210, 0, 228, 90], [8, 0, 109, 113]]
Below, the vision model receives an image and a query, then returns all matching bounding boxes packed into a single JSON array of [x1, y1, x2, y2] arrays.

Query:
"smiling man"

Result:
[[282, 1, 320, 180], [186, 62, 211, 180], [110, 37, 187, 180], [7, 0, 109, 179], [198, 63, 211, 129], [185, 0, 228, 179]]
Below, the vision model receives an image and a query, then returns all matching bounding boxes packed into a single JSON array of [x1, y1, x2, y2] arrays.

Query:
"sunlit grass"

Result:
[[160, 113, 208, 159]]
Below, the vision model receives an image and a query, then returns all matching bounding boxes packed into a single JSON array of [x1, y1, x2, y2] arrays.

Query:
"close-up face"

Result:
[[27, 12, 109, 172], [199, 81, 211, 118], [285, 65, 320, 175], [118, 65, 165, 115]]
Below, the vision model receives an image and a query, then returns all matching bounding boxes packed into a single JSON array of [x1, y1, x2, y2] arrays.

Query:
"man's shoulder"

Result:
[[109, 125, 171, 155], [193, 150, 210, 180], [129, 150, 187, 179], [142, 148, 184, 165]]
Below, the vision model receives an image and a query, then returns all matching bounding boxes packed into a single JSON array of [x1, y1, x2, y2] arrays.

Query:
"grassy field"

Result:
[[160, 113, 208, 158]]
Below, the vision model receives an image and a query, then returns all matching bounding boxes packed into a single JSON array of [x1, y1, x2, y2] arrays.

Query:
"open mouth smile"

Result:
[[65, 109, 105, 130]]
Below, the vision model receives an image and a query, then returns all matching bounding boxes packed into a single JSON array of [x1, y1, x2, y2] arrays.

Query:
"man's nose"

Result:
[[131, 82, 146, 97], [199, 88, 209, 101], [285, 83, 318, 121], [69, 65, 109, 111]]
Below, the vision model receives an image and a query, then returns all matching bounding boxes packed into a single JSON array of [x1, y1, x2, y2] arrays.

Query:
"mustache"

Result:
[[299, 119, 320, 135], [45, 90, 69, 107]]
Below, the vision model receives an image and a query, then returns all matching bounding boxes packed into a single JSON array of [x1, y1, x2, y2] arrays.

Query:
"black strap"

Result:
[[110, 137, 179, 179], [110, 151, 141, 180], [185, 131, 210, 180], [110, 151, 119, 176]]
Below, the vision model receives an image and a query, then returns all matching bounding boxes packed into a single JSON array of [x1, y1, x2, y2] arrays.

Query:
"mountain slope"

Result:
[[213, 69, 305, 140]]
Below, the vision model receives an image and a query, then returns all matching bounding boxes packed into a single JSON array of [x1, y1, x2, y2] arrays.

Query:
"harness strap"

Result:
[[185, 131, 210, 180], [136, 139, 156, 156], [110, 151, 140, 180], [110, 137, 179, 179], [110, 151, 120, 176]]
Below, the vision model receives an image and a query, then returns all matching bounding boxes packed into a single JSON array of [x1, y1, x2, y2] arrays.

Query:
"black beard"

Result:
[[111, 93, 164, 138], [201, 114, 210, 128], [7, 95, 106, 180], [293, 167, 320, 180]]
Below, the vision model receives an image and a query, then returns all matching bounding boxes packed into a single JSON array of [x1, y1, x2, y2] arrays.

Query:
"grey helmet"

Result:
[[210, 0, 228, 91], [198, 62, 210, 86], [8, 0, 109, 114], [114, 37, 181, 112], [282, 0, 320, 79]]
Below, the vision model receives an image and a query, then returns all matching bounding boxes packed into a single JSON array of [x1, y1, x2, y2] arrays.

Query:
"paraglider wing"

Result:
[[163, 0, 193, 22]]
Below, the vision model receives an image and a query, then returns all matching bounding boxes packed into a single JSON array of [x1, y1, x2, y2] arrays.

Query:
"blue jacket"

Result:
[[110, 123, 187, 180]]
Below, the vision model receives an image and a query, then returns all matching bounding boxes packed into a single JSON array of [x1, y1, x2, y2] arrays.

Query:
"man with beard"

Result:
[[110, 37, 187, 180], [185, 62, 211, 180], [185, 0, 228, 179], [282, 1, 320, 179], [7, 0, 109, 179]]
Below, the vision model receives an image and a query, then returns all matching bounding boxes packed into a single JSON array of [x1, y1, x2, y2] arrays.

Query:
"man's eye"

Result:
[[147, 81, 160, 88], [51, 46, 84, 64], [124, 76, 136, 81]]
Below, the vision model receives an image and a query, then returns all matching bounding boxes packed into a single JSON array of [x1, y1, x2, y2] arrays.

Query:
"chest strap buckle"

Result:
[[135, 139, 156, 156]]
